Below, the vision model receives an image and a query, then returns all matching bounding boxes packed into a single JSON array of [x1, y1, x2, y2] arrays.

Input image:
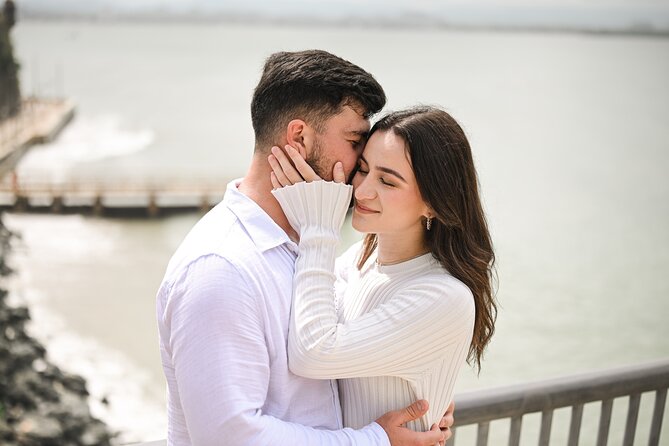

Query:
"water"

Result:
[[4, 20, 669, 443]]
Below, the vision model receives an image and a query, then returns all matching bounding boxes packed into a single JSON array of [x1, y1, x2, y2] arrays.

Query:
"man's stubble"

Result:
[[305, 135, 331, 181]]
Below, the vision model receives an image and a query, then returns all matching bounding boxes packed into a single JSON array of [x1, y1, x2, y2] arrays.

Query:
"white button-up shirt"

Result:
[[156, 179, 389, 445]]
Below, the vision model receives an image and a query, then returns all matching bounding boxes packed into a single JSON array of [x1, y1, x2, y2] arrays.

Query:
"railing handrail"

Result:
[[453, 359, 669, 425], [128, 360, 669, 446]]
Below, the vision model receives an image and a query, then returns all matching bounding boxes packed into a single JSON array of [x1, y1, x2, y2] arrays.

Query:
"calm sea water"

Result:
[[5, 20, 669, 444]]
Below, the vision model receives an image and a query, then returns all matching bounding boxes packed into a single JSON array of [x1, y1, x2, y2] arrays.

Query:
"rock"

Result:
[[16, 414, 63, 443], [61, 372, 88, 396], [0, 214, 116, 444]]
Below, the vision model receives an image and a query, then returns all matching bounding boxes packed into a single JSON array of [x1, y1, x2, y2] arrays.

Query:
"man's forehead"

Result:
[[324, 104, 371, 135]]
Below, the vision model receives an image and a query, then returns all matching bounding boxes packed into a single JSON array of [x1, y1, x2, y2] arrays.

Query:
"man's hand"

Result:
[[376, 400, 446, 446], [437, 401, 455, 441]]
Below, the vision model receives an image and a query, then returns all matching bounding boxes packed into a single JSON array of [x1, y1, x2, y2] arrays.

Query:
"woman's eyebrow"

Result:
[[376, 166, 407, 183], [359, 156, 407, 183]]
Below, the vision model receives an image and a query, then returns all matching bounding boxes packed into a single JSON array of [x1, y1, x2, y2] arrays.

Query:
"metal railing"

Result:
[[131, 359, 668, 446], [447, 359, 668, 446]]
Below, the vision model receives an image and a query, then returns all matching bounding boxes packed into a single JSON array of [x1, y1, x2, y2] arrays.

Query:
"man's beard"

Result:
[[305, 136, 331, 180]]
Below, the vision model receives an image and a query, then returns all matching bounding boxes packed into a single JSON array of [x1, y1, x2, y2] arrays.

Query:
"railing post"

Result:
[[597, 398, 613, 446], [568, 403, 584, 446], [623, 393, 641, 446], [649, 388, 667, 446], [92, 195, 103, 217], [508, 416, 522, 446], [476, 421, 489, 446], [51, 195, 63, 213], [539, 409, 553, 446], [148, 194, 159, 218]]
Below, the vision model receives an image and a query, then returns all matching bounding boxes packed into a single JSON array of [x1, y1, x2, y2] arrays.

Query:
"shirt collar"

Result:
[[223, 179, 297, 254]]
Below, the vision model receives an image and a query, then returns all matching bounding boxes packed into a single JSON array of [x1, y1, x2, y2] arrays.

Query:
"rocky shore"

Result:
[[0, 214, 116, 445]]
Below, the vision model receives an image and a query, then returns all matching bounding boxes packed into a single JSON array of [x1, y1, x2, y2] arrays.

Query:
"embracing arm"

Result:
[[160, 254, 390, 446]]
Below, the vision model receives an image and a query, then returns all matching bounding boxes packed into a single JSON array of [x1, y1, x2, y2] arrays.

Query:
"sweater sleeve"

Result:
[[272, 181, 475, 381]]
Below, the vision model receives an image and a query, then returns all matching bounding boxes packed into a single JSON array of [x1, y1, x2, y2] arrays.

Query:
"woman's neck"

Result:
[[376, 228, 429, 266]]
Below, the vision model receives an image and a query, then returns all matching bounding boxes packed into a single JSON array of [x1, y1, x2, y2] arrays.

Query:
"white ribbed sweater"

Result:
[[273, 181, 475, 432]]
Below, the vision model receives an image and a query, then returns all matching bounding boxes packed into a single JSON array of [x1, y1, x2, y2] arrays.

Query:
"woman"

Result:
[[269, 106, 496, 434]]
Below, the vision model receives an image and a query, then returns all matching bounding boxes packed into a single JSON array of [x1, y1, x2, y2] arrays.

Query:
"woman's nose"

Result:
[[354, 176, 375, 201]]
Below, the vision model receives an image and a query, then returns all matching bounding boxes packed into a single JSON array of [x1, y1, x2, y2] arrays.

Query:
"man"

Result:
[[156, 50, 452, 445]]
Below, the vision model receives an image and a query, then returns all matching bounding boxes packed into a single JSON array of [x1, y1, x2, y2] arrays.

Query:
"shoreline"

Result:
[[0, 213, 116, 444]]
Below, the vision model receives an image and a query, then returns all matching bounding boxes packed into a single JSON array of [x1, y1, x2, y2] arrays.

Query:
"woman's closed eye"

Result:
[[379, 177, 395, 187]]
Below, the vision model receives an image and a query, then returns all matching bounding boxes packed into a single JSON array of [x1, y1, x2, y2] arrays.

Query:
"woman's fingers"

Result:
[[333, 162, 345, 183], [285, 145, 321, 182], [270, 171, 282, 190], [271, 146, 304, 184], [268, 153, 293, 187]]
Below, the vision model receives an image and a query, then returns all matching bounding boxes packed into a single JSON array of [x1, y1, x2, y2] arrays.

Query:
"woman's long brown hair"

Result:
[[356, 106, 497, 372]]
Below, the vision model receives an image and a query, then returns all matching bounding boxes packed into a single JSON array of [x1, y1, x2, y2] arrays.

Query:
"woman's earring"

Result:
[[426, 217, 432, 231]]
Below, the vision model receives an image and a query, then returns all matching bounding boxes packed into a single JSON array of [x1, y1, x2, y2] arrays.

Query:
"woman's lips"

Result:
[[355, 203, 379, 214]]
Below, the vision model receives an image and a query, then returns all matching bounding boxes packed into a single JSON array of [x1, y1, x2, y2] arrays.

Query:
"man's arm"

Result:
[[163, 254, 444, 445]]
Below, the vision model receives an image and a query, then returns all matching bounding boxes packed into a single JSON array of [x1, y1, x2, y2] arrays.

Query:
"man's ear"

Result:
[[286, 119, 315, 159]]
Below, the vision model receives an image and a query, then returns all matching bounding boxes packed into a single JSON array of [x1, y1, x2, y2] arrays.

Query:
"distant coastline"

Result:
[[17, 11, 669, 38]]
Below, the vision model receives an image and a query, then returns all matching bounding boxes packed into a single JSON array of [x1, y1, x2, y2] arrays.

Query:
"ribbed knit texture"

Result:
[[273, 181, 475, 432]]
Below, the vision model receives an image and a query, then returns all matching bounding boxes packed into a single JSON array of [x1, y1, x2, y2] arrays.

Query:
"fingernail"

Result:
[[418, 400, 427, 411], [271, 146, 279, 154]]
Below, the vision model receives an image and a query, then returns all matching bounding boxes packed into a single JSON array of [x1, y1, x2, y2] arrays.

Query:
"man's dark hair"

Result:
[[251, 50, 386, 151]]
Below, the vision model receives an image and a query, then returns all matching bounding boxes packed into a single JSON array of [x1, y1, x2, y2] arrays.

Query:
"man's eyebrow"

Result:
[[347, 129, 369, 138]]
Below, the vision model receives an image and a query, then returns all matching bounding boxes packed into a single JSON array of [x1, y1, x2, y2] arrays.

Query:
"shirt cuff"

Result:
[[362, 422, 391, 446], [272, 181, 353, 236]]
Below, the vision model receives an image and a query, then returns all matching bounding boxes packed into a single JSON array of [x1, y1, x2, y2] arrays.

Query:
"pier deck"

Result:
[[0, 97, 75, 177], [0, 179, 227, 217]]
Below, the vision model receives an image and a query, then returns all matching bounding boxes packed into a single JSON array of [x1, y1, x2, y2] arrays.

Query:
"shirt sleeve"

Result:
[[272, 181, 475, 381], [159, 254, 390, 446]]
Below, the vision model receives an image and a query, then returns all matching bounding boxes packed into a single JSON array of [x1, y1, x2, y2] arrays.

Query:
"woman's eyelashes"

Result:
[[356, 165, 396, 188], [379, 177, 395, 187]]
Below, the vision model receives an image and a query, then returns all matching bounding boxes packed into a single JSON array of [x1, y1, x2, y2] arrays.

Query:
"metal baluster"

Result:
[[597, 398, 614, 446], [476, 421, 490, 446], [508, 416, 522, 446], [648, 388, 667, 446], [623, 393, 641, 446], [539, 409, 553, 446], [568, 403, 584, 446]]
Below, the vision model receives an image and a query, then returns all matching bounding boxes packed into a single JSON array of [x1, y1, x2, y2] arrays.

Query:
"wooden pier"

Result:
[[0, 97, 76, 177], [0, 179, 227, 217]]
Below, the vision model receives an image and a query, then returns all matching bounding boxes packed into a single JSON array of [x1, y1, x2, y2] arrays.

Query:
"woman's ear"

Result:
[[286, 119, 315, 159], [422, 204, 435, 220]]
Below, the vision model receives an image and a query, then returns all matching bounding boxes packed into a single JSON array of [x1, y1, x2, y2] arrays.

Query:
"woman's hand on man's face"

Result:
[[268, 144, 345, 189]]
